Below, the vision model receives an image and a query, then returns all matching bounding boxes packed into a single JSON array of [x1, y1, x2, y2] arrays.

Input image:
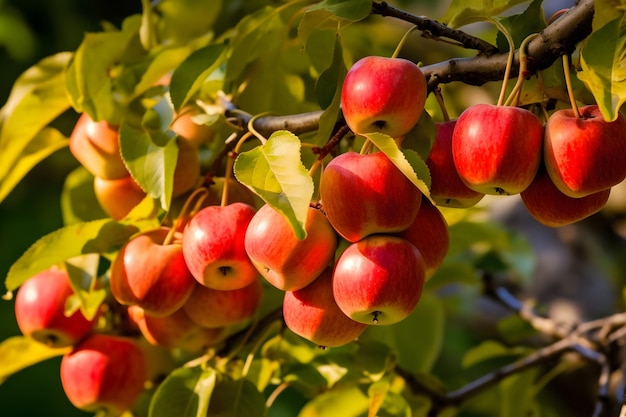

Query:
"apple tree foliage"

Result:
[[2, 0, 626, 416]]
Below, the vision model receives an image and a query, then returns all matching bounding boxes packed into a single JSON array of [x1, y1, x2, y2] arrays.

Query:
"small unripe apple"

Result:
[[171, 105, 217, 147], [320, 151, 422, 242], [14, 267, 98, 348], [94, 175, 146, 220], [60, 334, 147, 415], [332, 235, 425, 325], [244, 204, 337, 291], [341, 56, 427, 138], [283, 268, 367, 348], [182, 203, 259, 290], [544, 105, 626, 197], [110, 227, 196, 317], [182, 279, 263, 328]]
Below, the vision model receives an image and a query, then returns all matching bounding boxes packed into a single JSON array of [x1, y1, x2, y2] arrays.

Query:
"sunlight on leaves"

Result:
[[0, 336, 70, 384], [149, 366, 216, 417], [440, 0, 530, 28]]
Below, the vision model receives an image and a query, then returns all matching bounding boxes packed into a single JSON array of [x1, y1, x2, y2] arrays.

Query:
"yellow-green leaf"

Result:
[[440, 0, 530, 28], [0, 336, 70, 384]]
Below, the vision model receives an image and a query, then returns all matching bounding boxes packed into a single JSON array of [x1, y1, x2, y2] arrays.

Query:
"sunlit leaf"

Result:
[[495, 0, 546, 53], [499, 369, 540, 417], [149, 366, 217, 417], [64, 254, 106, 321], [462, 340, 532, 368], [60, 166, 108, 225], [578, 15, 626, 121], [234, 131, 314, 239], [298, 385, 369, 417], [307, 0, 372, 22], [0, 336, 70, 384], [440, 0, 531, 28], [156, 0, 222, 45], [368, 378, 390, 417]]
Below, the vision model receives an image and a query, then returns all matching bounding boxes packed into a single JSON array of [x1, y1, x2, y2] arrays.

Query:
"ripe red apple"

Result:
[[14, 267, 98, 348], [452, 104, 543, 195], [182, 203, 259, 290], [394, 196, 449, 279], [320, 151, 422, 242], [283, 268, 368, 348], [544, 105, 626, 197], [341, 56, 427, 138], [520, 164, 611, 227], [182, 279, 263, 328], [244, 204, 337, 291], [110, 227, 195, 317], [127, 305, 225, 353], [332, 235, 425, 325], [94, 175, 146, 220], [69, 113, 128, 180], [60, 334, 147, 415], [426, 120, 485, 207]]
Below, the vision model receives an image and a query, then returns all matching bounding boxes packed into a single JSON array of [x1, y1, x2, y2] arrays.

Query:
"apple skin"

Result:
[[452, 104, 544, 195], [426, 120, 485, 208], [332, 235, 426, 325], [182, 279, 263, 328], [320, 151, 422, 242], [94, 175, 147, 220], [60, 334, 147, 415], [182, 203, 259, 290], [394, 196, 449, 279], [171, 105, 216, 147], [14, 267, 99, 348], [244, 204, 338, 291], [283, 267, 368, 348], [127, 305, 225, 353], [544, 105, 626, 198], [520, 164, 611, 227], [110, 227, 196, 317], [69, 113, 128, 180], [341, 56, 427, 138]]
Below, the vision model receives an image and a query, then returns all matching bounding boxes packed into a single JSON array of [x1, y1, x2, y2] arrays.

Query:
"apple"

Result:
[[520, 164, 611, 227], [544, 105, 626, 197], [110, 227, 195, 317], [171, 105, 217, 147], [283, 267, 368, 348], [319, 151, 422, 242], [60, 334, 147, 415], [69, 113, 128, 180], [172, 137, 202, 198], [341, 56, 427, 138], [182, 279, 263, 328], [332, 235, 425, 325], [182, 203, 259, 290], [394, 196, 449, 279], [94, 175, 147, 220], [127, 305, 225, 353], [426, 120, 485, 208], [14, 267, 98, 348], [244, 204, 337, 291], [452, 103, 544, 195]]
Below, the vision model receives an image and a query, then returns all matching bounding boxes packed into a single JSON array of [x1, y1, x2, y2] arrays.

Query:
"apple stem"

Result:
[[562, 54, 581, 119], [434, 87, 450, 121], [372, 311, 381, 324], [359, 139, 374, 155], [168, 187, 210, 241], [503, 33, 539, 107], [221, 151, 236, 207], [392, 25, 419, 59], [488, 17, 515, 107], [547, 8, 570, 25]]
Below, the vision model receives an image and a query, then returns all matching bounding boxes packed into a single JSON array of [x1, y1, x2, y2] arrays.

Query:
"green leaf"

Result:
[[494, 0, 546, 53], [64, 254, 106, 321], [578, 15, 626, 121], [169, 43, 227, 111], [206, 377, 266, 417], [298, 385, 369, 417], [155, 0, 222, 45], [60, 166, 108, 225], [362, 132, 431, 198], [307, 0, 373, 22], [499, 369, 540, 417], [234, 131, 314, 239], [0, 52, 72, 204], [4, 218, 157, 291], [149, 366, 217, 417], [462, 340, 532, 368], [401, 111, 436, 161], [440, 0, 531, 28], [0, 336, 70, 384]]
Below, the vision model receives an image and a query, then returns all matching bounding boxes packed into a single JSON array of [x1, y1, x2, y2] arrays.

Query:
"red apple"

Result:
[[110, 227, 195, 317], [94, 175, 146, 220], [127, 305, 225, 353], [341, 56, 427, 138], [544, 105, 626, 197], [182, 279, 263, 328], [452, 104, 543, 195], [60, 334, 147, 415], [426, 120, 485, 207], [283, 268, 368, 348], [320, 151, 422, 242], [332, 235, 425, 325], [394, 196, 449, 279], [521, 163, 611, 227], [69, 113, 128, 180], [14, 267, 98, 348], [244, 204, 337, 291], [182, 203, 259, 290]]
